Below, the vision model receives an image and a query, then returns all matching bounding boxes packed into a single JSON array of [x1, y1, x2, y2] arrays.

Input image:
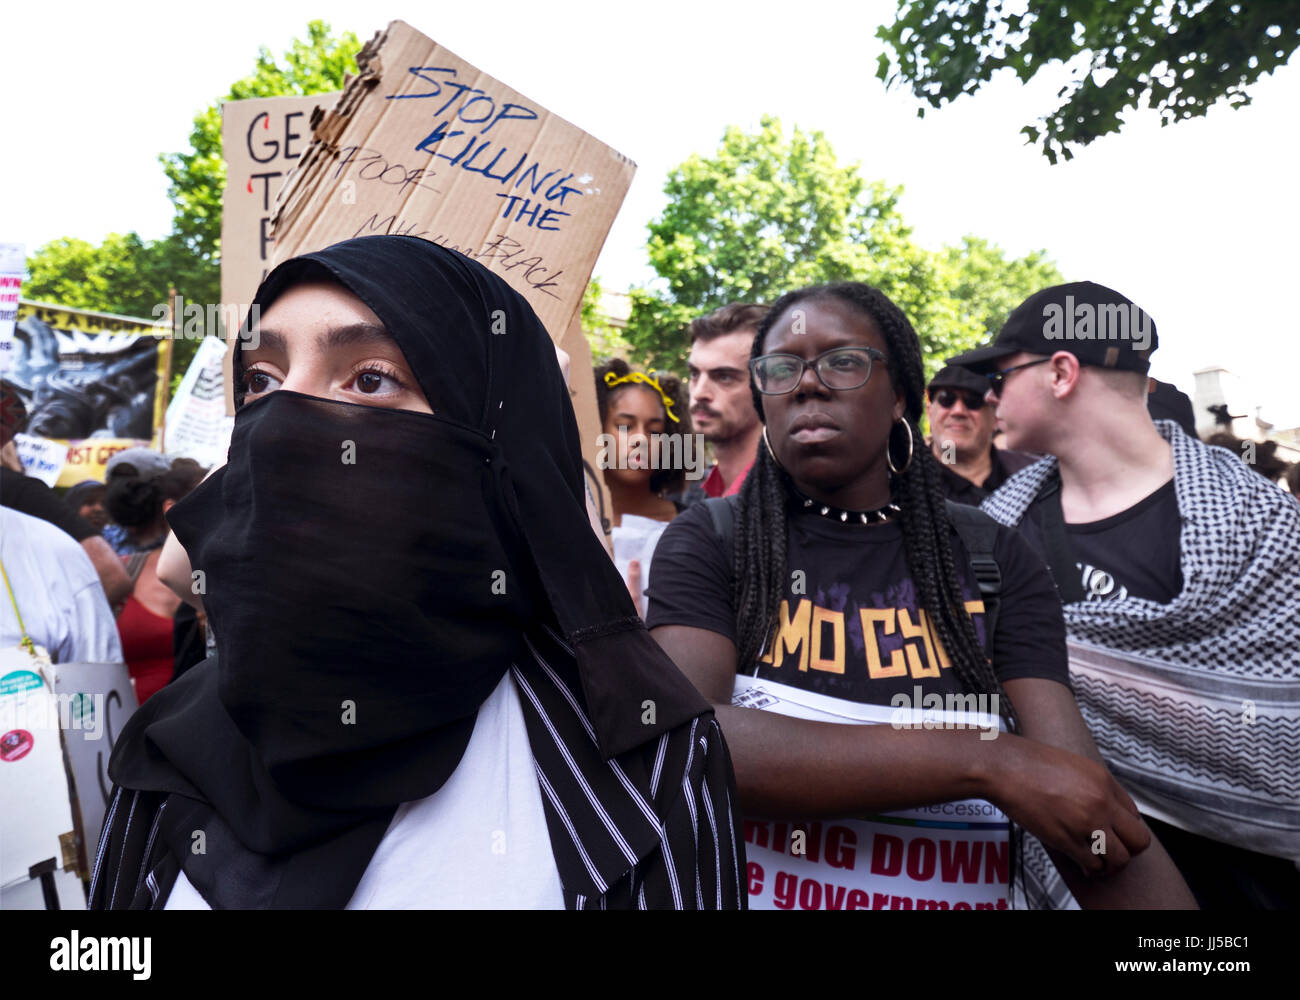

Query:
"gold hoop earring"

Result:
[[762, 426, 783, 470], [887, 419, 914, 475]]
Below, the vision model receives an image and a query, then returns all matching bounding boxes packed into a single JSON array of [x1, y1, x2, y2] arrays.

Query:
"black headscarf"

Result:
[[107, 235, 707, 908]]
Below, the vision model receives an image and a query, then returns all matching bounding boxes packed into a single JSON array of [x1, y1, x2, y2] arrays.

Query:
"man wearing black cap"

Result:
[[950, 281, 1175, 606], [952, 281, 1300, 909], [926, 364, 1035, 505]]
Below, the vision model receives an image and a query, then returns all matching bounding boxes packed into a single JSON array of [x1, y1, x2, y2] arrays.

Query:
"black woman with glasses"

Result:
[[645, 281, 1194, 910], [925, 364, 1036, 506]]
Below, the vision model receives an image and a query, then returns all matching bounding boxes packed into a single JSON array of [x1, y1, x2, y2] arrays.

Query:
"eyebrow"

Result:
[[249, 322, 394, 355], [688, 365, 745, 376]]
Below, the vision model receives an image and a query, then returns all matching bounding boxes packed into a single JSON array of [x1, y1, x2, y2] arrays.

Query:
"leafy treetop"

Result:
[[619, 115, 1063, 375], [876, 0, 1300, 163]]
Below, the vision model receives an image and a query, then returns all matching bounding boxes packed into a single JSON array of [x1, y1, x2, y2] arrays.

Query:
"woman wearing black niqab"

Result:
[[90, 235, 745, 909]]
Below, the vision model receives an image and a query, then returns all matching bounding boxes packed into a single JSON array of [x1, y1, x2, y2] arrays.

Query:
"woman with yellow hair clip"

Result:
[[593, 358, 694, 616]]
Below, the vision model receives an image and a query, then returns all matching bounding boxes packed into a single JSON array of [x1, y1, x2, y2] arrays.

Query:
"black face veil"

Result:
[[107, 235, 707, 908]]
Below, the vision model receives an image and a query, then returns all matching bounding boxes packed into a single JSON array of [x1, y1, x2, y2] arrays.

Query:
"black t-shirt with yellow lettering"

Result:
[[646, 500, 1069, 705]]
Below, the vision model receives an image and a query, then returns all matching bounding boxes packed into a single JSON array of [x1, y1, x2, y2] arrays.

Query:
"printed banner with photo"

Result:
[[733, 675, 1011, 910], [164, 334, 234, 469], [8, 300, 171, 486]]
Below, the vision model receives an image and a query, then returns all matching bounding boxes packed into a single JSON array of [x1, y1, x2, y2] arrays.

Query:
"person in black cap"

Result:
[[958, 280, 1300, 909], [948, 281, 1178, 611], [926, 365, 1036, 506]]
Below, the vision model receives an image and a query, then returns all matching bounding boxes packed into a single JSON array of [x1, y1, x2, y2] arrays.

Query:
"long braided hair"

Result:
[[733, 280, 1025, 896]]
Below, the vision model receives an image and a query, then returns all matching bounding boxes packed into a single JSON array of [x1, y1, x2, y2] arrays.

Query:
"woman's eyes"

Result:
[[241, 365, 406, 398], [243, 370, 282, 396], [351, 367, 405, 395]]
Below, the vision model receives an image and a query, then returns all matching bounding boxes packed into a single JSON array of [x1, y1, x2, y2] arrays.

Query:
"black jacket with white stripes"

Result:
[[88, 627, 746, 910]]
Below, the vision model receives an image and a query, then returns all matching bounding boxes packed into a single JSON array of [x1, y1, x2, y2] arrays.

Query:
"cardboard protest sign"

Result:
[[732, 676, 1011, 911], [268, 20, 636, 344], [220, 93, 339, 413], [52, 661, 140, 883], [560, 315, 613, 548], [9, 301, 170, 486], [261, 21, 635, 544]]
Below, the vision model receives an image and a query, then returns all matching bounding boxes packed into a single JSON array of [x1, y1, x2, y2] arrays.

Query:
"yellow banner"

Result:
[[11, 300, 172, 486]]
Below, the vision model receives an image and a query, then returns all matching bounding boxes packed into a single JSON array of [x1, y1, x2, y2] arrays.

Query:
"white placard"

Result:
[[13, 433, 69, 487], [733, 675, 1011, 911]]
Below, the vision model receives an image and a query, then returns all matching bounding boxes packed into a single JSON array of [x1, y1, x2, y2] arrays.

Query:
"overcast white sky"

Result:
[[7, 1, 1298, 424]]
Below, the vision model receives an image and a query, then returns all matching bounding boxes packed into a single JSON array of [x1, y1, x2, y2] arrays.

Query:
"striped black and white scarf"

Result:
[[983, 420, 1300, 909]]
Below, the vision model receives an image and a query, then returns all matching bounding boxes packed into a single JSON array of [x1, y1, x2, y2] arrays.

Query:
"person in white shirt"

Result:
[[0, 506, 123, 664]]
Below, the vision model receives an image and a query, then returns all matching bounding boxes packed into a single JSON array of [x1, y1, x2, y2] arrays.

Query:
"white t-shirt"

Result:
[[611, 514, 671, 618], [0, 507, 123, 665], [165, 670, 564, 909]]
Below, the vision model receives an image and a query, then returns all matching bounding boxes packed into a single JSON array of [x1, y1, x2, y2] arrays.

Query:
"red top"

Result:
[[117, 596, 174, 704], [702, 456, 754, 499]]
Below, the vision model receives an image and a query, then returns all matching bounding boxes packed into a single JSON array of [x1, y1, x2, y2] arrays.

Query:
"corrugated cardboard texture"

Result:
[[560, 314, 613, 550], [221, 93, 339, 412], [269, 20, 636, 344]]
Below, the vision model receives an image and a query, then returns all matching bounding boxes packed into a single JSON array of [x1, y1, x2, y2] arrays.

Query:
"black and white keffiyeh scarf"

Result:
[[983, 420, 1300, 908]]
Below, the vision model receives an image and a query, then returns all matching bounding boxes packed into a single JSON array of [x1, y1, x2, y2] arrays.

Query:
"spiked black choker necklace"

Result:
[[790, 486, 901, 525]]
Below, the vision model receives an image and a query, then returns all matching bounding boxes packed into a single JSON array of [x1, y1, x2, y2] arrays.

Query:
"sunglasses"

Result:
[[749, 346, 886, 395], [930, 387, 988, 411], [985, 358, 1051, 395]]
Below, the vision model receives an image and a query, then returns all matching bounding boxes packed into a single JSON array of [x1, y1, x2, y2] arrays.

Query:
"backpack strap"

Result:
[[943, 501, 1002, 659], [125, 551, 151, 586], [1033, 469, 1086, 604], [703, 496, 738, 558]]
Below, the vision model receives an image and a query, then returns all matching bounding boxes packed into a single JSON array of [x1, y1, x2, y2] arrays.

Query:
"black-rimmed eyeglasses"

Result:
[[985, 358, 1051, 395], [750, 347, 886, 396]]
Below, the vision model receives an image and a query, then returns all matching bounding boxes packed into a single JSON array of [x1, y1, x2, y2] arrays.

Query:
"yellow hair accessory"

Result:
[[603, 370, 681, 423]]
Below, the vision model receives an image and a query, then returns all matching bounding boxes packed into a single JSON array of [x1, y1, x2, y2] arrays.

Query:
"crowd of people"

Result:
[[2, 410, 211, 697], [4, 235, 1296, 910]]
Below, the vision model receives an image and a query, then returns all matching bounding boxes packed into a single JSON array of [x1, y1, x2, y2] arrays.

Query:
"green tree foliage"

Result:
[[623, 117, 1062, 374], [876, 1, 1300, 163], [581, 275, 635, 362], [24, 234, 200, 320], [935, 236, 1064, 342], [161, 20, 363, 263], [23, 21, 361, 397]]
